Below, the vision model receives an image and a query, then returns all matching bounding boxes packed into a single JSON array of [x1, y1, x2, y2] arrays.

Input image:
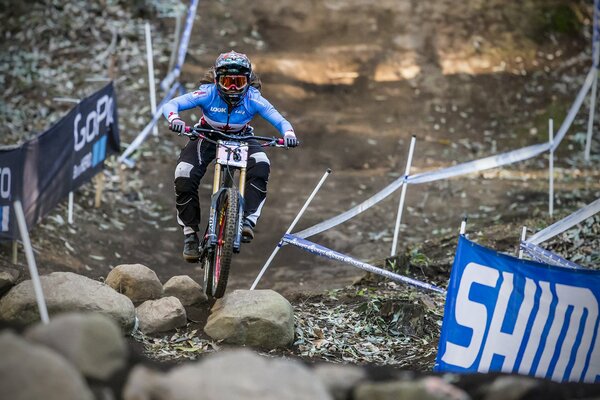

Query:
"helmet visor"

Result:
[[218, 75, 248, 92]]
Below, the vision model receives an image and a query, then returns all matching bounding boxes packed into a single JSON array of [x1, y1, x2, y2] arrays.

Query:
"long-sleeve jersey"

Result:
[[163, 84, 293, 136]]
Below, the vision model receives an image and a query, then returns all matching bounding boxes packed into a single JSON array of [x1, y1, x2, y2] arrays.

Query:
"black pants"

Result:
[[174, 137, 271, 235]]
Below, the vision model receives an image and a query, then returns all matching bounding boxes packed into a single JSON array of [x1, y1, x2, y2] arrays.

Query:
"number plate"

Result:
[[216, 141, 249, 168]]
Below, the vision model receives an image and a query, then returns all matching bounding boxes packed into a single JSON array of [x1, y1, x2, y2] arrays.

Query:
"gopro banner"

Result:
[[0, 83, 119, 240], [436, 236, 600, 383], [0, 146, 24, 240]]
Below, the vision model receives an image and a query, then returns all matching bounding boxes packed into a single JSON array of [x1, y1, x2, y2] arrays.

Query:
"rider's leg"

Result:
[[174, 139, 216, 260], [242, 140, 271, 241]]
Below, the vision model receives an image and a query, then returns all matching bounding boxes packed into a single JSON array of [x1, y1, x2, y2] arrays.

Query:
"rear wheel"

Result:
[[209, 188, 239, 298]]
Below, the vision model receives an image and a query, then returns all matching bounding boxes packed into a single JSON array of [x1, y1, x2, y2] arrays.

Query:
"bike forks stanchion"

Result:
[[250, 168, 332, 290], [391, 135, 416, 257]]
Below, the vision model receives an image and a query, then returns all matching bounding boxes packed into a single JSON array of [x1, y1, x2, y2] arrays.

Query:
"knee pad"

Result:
[[174, 176, 197, 194], [248, 161, 270, 182]]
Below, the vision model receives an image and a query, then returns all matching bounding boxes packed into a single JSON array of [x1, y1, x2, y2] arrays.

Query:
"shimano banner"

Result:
[[436, 236, 600, 383], [0, 83, 120, 241]]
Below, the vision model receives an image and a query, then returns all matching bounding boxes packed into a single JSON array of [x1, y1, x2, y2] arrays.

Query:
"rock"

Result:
[[0, 268, 20, 296], [106, 264, 163, 303], [0, 331, 94, 400], [483, 376, 539, 400], [314, 363, 368, 400], [24, 312, 128, 381], [163, 275, 207, 306], [123, 365, 167, 400], [354, 377, 470, 400], [204, 289, 294, 349], [0, 272, 135, 330], [123, 349, 332, 400], [136, 296, 187, 334]]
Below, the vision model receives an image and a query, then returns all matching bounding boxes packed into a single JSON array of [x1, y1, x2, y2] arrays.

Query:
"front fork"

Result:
[[206, 164, 246, 253]]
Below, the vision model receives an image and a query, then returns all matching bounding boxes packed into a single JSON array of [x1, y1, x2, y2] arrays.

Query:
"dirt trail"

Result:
[[2, 0, 598, 296]]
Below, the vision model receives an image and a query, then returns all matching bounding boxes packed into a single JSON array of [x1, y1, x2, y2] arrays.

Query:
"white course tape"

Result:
[[294, 68, 594, 240], [408, 142, 551, 184], [119, 82, 180, 165], [526, 197, 600, 245], [520, 241, 583, 269], [160, 0, 199, 92], [551, 67, 595, 150]]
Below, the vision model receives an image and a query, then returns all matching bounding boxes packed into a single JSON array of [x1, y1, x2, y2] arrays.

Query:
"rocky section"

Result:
[[106, 263, 163, 304], [1, 312, 600, 399], [204, 289, 294, 349], [0, 272, 135, 330]]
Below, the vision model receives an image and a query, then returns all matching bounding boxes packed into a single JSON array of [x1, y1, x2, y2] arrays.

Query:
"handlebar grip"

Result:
[[184, 126, 191, 133], [276, 138, 285, 146]]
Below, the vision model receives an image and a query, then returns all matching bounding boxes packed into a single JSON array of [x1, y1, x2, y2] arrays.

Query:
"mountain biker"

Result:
[[163, 51, 298, 262]]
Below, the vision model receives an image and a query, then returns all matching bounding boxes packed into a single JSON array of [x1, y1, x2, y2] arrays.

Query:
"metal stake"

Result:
[[391, 135, 416, 256], [518, 226, 527, 259], [68, 191, 74, 224], [250, 168, 332, 290], [549, 119, 554, 217], [585, 0, 600, 162], [145, 22, 159, 137], [14, 200, 49, 324]]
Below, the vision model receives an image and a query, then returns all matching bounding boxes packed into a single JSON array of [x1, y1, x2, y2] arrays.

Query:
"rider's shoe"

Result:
[[183, 233, 200, 263], [241, 220, 254, 243]]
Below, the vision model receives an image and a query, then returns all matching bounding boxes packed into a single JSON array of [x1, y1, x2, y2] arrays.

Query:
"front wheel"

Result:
[[206, 188, 239, 298]]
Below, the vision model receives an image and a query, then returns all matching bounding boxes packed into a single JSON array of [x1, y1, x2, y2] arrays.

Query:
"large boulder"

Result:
[[314, 363, 368, 400], [0, 267, 20, 296], [0, 331, 94, 400], [25, 313, 128, 381], [0, 272, 135, 330], [106, 263, 163, 303], [123, 349, 332, 400], [204, 289, 294, 349], [354, 377, 470, 400], [163, 275, 207, 305], [136, 296, 187, 334]]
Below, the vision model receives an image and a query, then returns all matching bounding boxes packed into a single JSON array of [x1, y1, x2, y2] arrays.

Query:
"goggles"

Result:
[[218, 75, 248, 92]]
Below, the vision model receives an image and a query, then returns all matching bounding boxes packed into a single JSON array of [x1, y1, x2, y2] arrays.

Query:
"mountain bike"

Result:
[[180, 125, 288, 298]]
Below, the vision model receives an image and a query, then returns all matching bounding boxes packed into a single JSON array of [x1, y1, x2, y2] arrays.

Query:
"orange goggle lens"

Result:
[[218, 75, 248, 91]]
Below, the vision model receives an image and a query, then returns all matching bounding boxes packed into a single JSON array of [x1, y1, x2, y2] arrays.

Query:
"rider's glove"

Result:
[[283, 131, 298, 148], [168, 113, 185, 134]]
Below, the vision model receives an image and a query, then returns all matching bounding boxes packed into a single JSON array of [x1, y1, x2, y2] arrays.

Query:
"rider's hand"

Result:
[[283, 131, 298, 148], [169, 118, 185, 134]]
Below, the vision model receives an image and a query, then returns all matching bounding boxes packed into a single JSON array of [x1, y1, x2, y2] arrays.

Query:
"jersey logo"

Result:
[[193, 90, 207, 97], [210, 107, 227, 113]]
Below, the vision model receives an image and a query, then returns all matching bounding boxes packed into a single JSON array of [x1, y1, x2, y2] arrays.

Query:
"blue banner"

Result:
[[436, 236, 600, 383]]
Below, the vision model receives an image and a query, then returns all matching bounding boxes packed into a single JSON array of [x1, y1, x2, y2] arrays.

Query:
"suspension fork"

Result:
[[207, 163, 222, 246], [233, 166, 246, 252]]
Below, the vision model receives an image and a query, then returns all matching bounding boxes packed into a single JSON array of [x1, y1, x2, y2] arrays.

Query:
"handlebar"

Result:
[[181, 125, 293, 148]]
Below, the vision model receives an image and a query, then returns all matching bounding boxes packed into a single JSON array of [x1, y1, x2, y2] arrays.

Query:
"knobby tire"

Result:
[[210, 188, 238, 298]]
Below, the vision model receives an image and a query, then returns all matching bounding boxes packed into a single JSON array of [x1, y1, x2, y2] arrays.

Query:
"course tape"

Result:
[[526, 197, 600, 245], [160, 0, 199, 92], [118, 82, 181, 166], [294, 67, 595, 240], [282, 234, 446, 294], [520, 241, 583, 269]]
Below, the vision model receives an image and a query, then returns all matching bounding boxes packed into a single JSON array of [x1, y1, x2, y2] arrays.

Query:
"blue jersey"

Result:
[[163, 84, 293, 135]]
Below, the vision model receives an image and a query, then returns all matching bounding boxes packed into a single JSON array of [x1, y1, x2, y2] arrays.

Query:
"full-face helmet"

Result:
[[214, 51, 252, 107]]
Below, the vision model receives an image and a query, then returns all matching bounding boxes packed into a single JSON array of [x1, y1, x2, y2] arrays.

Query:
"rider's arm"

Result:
[[163, 87, 211, 124], [249, 90, 294, 136]]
